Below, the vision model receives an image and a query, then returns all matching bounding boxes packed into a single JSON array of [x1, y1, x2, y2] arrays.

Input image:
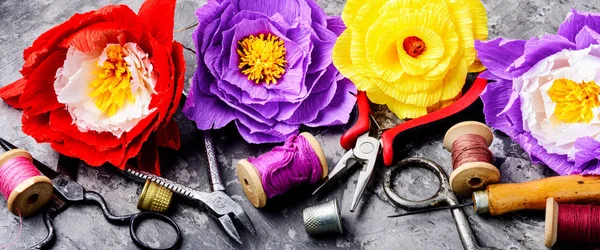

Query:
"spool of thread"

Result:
[[0, 149, 53, 217], [443, 121, 499, 196], [545, 197, 600, 247], [236, 132, 328, 208], [137, 179, 173, 213]]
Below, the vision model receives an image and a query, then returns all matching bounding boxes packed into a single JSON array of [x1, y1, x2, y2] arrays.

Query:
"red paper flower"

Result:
[[0, 0, 185, 175]]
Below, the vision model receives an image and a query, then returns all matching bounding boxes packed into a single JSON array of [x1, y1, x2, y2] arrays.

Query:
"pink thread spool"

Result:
[[236, 132, 328, 208], [0, 149, 53, 217]]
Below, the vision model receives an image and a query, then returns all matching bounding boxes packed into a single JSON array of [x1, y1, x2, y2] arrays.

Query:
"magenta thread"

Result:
[[0, 156, 42, 199], [248, 135, 323, 198]]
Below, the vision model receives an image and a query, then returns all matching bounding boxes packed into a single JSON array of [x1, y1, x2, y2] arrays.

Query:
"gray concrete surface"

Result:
[[0, 0, 597, 249]]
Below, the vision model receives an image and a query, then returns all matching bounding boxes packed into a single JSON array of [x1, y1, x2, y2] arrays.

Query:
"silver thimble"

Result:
[[303, 198, 343, 235]]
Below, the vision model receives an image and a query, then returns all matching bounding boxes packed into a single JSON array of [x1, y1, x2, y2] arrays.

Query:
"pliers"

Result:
[[313, 77, 489, 212]]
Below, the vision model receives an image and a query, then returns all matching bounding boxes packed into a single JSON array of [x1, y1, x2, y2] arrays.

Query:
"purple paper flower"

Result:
[[476, 9, 600, 175], [183, 0, 357, 143]]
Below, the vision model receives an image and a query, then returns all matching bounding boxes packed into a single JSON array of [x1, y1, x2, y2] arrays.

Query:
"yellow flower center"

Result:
[[548, 78, 600, 123], [90, 44, 134, 117], [402, 36, 426, 58], [237, 34, 287, 85]]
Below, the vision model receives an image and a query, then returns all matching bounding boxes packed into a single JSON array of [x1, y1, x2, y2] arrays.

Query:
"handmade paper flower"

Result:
[[183, 0, 357, 144], [476, 9, 600, 175], [332, 0, 488, 119], [0, 0, 185, 175]]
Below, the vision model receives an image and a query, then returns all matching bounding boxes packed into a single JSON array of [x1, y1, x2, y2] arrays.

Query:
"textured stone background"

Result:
[[0, 0, 598, 249]]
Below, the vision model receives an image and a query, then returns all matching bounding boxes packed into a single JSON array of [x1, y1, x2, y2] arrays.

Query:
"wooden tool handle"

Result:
[[485, 175, 600, 215]]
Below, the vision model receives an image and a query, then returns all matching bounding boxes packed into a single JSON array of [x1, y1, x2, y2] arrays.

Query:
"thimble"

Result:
[[303, 198, 343, 235], [137, 179, 173, 213]]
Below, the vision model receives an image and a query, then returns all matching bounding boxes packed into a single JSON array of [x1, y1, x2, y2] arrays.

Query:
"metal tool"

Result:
[[0, 137, 182, 250], [124, 131, 255, 244], [387, 202, 474, 218], [383, 157, 484, 250], [312, 78, 489, 213]]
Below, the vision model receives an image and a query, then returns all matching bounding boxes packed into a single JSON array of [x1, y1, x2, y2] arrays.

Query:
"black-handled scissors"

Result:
[[0, 137, 182, 250]]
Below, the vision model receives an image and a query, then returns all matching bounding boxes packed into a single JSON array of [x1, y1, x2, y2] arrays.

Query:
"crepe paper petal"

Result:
[[333, 0, 488, 119], [477, 9, 600, 176], [186, 0, 356, 144], [474, 38, 526, 80], [509, 35, 576, 77], [137, 0, 176, 47], [326, 16, 346, 37], [137, 134, 161, 176], [0, 0, 183, 175], [155, 119, 181, 150], [575, 26, 600, 50], [0, 78, 27, 109], [558, 9, 600, 43]]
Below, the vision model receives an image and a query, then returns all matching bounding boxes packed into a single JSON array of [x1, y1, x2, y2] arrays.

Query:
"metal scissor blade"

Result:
[[219, 215, 242, 244], [0, 137, 60, 180], [312, 150, 357, 195], [56, 154, 80, 180], [233, 209, 256, 235]]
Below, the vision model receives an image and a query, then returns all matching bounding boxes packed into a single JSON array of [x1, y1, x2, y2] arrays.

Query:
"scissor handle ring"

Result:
[[383, 157, 453, 209], [129, 212, 182, 250]]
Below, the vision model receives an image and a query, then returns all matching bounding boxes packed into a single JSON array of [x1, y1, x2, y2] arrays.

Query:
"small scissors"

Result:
[[312, 77, 488, 212], [0, 138, 182, 250], [383, 157, 483, 250]]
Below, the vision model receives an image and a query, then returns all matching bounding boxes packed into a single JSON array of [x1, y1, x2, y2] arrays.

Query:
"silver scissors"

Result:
[[383, 157, 484, 250]]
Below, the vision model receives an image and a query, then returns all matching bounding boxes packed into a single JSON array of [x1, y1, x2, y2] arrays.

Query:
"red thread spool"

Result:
[[443, 121, 500, 196], [545, 197, 600, 247], [0, 149, 53, 217]]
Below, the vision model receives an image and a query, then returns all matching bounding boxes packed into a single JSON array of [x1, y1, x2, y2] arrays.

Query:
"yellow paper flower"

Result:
[[333, 0, 488, 118]]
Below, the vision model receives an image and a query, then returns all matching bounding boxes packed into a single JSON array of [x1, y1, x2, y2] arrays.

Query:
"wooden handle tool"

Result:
[[472, 175, 600, 215]]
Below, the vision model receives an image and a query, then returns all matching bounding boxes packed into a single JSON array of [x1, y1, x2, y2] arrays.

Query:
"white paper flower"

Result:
[[516, 45, 600, 158], [54, 43, 157, 137]]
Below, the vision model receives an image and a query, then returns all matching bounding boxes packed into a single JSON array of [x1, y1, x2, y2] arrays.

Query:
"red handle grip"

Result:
[[340, 91, 371, 150], [380, 77, 489, 166]]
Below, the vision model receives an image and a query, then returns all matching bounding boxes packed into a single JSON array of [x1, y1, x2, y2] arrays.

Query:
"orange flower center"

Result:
[[237, 34, 287, 85], [403, 36, 426, 58], [90, 44, 134, 117]]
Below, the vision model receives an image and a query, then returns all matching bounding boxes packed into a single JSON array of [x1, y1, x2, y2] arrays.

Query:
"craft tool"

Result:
[[138, 179, 173, 213], [383, 157, 484, 250], [237, 132, 328, 208], [0, 137, 182, 250], [473, 175, 600, 215], [303, 198, 343, 235], [387, 202, 474, 218], [443, 121, 499, 196], [124, 131, 256, 244], [0, 149, 53, 217], [545, 197, 600, 247], [313, 77, 488, 212]]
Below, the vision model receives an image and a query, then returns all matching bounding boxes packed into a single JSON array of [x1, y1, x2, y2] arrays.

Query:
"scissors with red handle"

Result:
[[313, 77, 488, 212]]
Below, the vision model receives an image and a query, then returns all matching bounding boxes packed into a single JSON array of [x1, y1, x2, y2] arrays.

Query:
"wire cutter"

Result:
[[313, 77, 489, 212]]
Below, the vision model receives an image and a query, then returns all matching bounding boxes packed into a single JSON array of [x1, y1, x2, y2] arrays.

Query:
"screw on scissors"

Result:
[[383, 157, 490, 250]]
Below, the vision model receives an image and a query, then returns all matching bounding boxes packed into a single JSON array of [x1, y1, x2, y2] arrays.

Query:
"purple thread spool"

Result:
[[236, 132, 328, 208]]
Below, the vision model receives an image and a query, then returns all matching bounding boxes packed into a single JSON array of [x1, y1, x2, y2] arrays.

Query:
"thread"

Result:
[[555, 203, 600, 246], [0, 208, 22, 249], [451, 134, 494, 170], [444, 121, 500, 196], [0, 157, 42, 199], [248, 135, 323, 198], [0, 149, 53, 217], [237, 132, 328, 208]]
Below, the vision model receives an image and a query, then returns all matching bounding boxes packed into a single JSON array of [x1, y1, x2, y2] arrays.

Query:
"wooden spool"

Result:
[[443, 121, 500, 196], [236, 132, 328, 208], [545, 197, 558, 248], [0, 149, 53, 217]]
